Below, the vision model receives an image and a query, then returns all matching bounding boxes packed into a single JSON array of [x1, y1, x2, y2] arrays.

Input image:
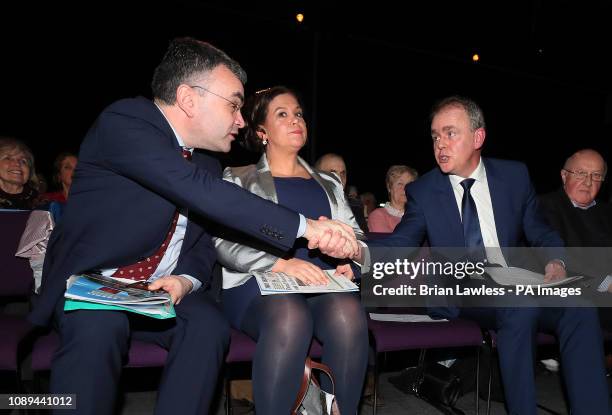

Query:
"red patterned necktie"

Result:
[[111, 149, 192, 281]]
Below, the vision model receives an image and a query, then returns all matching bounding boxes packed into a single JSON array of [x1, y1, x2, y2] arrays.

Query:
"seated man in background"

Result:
[[539, 148, 612, 327], [315, 152, 368, 231]]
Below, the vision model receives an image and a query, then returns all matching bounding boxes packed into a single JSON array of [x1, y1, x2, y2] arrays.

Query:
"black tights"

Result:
[[240, 292, 369, 415]]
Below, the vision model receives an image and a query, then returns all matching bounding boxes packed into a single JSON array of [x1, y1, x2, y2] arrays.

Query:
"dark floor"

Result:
[[114, 368, 599, 415], [4, 358, 610, 414]]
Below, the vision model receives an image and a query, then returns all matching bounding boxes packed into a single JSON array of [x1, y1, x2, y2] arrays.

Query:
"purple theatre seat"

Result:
[[225, 328, 322, 363], [367, 313, 484, 415], [224, 328, 323, 414], [0, 210, 34, 297], [0, 315, 32, 371], [0, 210, 36, 389], [31, 331, 168, 372]]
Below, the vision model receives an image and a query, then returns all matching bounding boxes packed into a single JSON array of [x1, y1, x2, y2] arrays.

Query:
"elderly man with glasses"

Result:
[[540, 148, 612, 320]]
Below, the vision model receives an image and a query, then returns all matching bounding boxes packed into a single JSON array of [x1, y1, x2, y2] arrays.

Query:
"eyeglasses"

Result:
[[188, 85, 242, 114], [563, 168, 605, 182]]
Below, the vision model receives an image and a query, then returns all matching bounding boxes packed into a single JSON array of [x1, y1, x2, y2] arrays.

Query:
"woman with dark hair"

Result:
[[0, 137, 40, 209], [214, 86, 368, 414], [41, 152, 77, 203]]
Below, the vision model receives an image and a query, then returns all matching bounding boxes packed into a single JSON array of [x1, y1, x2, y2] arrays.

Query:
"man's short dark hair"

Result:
[[151, 37, 247, 104]]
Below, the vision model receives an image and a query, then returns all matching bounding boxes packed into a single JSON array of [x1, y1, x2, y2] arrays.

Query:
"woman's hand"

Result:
[[272, 258, 329, 286], [334, 263, 354, 280]]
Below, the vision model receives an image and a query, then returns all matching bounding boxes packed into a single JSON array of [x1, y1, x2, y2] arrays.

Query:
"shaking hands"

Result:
[[303, 216, 360, 259]]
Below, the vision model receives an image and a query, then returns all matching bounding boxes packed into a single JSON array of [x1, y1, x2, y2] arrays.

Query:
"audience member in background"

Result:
[[41, 152, 78, 203], [35, 172, 48, 195], [215, 86, 368, 415], [0, 137, 40, 209], [368, 165, 418, 233], [539, 149, 612, 327], [360, 191, 378, 219], [315, 152, 368, 231]]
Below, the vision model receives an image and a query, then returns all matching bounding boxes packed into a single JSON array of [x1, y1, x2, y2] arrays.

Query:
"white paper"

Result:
[[253, 269, 359, 295], [369, 313, 448, 323], [485, 266, 583, 287]]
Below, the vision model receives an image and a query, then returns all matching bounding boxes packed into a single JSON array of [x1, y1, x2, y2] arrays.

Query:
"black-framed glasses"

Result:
[[563, 168, 605, 182], [188, 85, 242, 114]]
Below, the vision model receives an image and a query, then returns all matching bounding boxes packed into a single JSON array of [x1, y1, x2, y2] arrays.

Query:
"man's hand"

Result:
[[272, 258, 329, 286], [544, 260, 566, 282], [147, 275, 193, 305], [304, 216, 358, 258], [334, 263, 354, 280]]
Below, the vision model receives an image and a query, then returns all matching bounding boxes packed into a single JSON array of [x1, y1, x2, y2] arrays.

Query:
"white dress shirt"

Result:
[[448, 158, 508, 267]]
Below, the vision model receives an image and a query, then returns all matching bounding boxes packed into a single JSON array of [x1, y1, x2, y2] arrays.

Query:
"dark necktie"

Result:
[[111, 148, 192, 281], [460, 178, 486, 261]]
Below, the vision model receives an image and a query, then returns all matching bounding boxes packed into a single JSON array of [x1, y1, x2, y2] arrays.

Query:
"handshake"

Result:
[[303, 217, 361, 259]]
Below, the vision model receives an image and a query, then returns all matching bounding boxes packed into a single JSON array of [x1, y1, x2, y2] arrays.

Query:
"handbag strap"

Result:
[[291, 357, 337, 414], [309, 359, 336, 393]]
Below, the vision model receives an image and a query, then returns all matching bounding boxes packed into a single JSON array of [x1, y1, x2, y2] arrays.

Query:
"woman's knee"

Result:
[[258, 296, 314, 344]]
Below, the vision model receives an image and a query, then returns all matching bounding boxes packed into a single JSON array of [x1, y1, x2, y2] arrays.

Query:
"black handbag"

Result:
[[389, 362, 462, 408], [418, 362, 462, 407], [291, 357, 341, 415]]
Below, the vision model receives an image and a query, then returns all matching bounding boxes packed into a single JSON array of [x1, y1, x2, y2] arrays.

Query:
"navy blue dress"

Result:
[[223, 177, 338, 328]]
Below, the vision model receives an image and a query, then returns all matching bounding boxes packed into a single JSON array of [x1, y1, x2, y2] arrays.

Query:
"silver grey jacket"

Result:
[[214, 154, 365, 289]]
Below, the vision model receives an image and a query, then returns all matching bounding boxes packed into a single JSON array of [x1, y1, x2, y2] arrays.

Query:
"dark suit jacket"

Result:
[[369, 158, 564, 317], [30, 97, 300, 327]]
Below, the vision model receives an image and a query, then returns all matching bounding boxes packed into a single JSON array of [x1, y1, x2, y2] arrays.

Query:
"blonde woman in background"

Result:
[[368, 165, 418, 233]]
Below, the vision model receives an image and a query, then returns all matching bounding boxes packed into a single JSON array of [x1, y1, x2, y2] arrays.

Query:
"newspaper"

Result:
[[369, 313, 448, 323], [485, 266, 583, 287], [64, 274, 175, 319], [252, 269, 359, 295]]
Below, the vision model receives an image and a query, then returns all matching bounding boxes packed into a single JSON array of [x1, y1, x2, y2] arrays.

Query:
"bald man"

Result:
[[540, 149, 612, 324], [315, 153, 367, 231], [540, 149, 611, 262]]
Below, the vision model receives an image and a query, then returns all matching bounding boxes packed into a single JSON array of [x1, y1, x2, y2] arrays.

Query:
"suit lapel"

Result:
[[483, 159, 509, 247], [300, 157, 339, 219], [256, 154, 279, 203]]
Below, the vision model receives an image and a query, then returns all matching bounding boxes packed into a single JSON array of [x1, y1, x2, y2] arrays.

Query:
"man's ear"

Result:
[[176, 84, 197, 118], [474, 127, 486, 150], [561, 169, 568, 186]]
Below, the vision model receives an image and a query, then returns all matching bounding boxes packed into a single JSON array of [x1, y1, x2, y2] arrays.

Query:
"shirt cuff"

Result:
[[597, 275, 612, 292], [178, 274, 202, 293], [296, 214, 307, 238], [355, 241, 370, 272]]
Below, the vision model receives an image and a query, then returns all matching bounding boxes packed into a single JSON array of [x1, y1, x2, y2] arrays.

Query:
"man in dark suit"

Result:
[[362, 97, 609, 414], [31, 38, 359, 415]]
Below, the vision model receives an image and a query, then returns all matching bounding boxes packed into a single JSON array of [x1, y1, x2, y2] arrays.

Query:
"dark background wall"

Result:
[[1, 1, 610, 202]]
